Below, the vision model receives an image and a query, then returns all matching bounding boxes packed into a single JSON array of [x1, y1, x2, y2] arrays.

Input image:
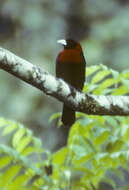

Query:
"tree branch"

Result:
[[0, 47, 129, 116]]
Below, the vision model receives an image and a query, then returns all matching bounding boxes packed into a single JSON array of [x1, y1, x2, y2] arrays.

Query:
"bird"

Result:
[[56, 39, 86, 126]]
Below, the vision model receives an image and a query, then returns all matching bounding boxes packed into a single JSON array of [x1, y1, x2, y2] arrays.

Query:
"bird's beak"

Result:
[[57, 39, 67, 46]]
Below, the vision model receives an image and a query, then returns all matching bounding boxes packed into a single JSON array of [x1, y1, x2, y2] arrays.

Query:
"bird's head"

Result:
[[57, 39, 82, 52]]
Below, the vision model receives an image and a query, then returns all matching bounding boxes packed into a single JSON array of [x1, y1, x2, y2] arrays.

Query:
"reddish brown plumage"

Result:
[[58, 49, 84, 64], [56, 39, 86, 126]]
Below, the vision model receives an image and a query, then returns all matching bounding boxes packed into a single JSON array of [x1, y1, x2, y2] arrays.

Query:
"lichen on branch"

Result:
[[0, 47, 129, 116]]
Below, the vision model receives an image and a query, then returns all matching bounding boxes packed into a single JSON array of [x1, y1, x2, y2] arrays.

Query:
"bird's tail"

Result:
[[62, 104, 75, 126]]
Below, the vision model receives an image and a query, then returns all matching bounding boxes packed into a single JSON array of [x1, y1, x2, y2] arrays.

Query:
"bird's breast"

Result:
[[58, 49, 83, 64]]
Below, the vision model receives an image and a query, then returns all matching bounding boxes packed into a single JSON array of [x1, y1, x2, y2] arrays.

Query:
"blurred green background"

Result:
[[0, 0, 129, 150]]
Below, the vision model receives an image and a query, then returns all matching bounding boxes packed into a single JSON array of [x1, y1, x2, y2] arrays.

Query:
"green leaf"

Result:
[[106, 140, 123, 153], [16, 136, 32, 152], [0, 165, 21, 189], [6, 175, 30, 190], [86, 84, 98, 93], [86, 65, 100, 77], [96, 152, 118, 167], [104, 116, 118, 127], [12, 128, 26, 148], [120, 69, 129, 79], [0, 118, 9, 128], [74, 153, 94, 165], [77, 167, 95, 178], [83, 84, 88, 93], [91, 70, 111, 84], [0, 144, 20, 158], [94, 130, 109, 146], [2, 123, 18, 135], [53, 147, 68, 165], [21, 146, 36, 156], [0, 156, 12, 169], [121, 124, 129, 142], [49, 112, 61, 123], [72, 145, 86, 157], [96, 78, 118, 90], [112, 85, 128, 95], [68, 122, 79, 146]]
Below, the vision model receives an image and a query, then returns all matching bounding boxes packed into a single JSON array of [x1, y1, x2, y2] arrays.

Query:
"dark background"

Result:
[[0, 0, 129, 150]]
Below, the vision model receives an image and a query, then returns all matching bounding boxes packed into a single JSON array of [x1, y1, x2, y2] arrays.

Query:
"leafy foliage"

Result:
[[0, 64, 129, 190], [0, 118, 52, 190], [51, 64, 129, 189]]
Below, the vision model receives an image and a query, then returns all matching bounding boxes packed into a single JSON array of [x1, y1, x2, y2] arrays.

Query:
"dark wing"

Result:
[[56, 54, 71, 81], [56, 52, 86, 90]]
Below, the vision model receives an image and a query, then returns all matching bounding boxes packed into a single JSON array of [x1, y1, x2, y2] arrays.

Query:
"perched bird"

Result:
[[56, 39, 86, 126]]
